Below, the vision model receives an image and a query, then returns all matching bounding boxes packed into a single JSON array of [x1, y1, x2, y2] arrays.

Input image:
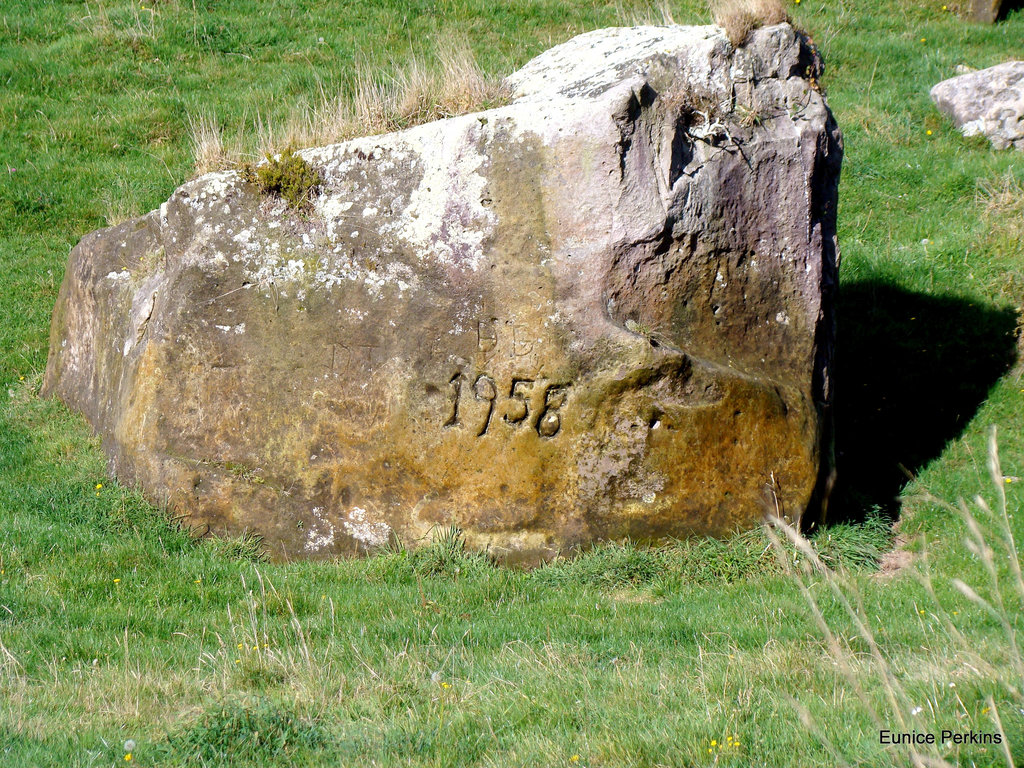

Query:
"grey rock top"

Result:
[[931, 61, 1024, 150], [505, 23, 810, 103]]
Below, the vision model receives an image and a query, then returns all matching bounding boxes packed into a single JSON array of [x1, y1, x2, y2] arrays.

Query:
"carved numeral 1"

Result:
[[444, 373, 463, 428]]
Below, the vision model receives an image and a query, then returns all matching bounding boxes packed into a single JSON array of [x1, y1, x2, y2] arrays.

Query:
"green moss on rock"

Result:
[[243, 147, 323, 211]]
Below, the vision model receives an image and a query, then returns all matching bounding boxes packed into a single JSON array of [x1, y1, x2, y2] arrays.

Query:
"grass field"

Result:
[[1, 0, 1023, 766]]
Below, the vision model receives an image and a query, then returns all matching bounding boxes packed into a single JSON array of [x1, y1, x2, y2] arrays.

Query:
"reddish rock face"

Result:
[[43, 24, 841, 563]]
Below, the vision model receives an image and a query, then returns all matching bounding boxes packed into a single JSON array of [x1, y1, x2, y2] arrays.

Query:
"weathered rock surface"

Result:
[[931, 61, 1024, 150], [44, 23, 841, 563], [970, 0, 1008, 23]]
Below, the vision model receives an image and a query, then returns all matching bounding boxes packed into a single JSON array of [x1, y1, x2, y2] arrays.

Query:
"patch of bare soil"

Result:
[[874, 532, 913, 578]]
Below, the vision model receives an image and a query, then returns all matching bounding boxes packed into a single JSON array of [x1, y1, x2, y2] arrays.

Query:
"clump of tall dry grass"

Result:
[[352, 45, 502, 133], [186, 41, 506, 177], [188, 113, 229, 176], [767, 426, 1022, 768], [614, 0, 678, 26], [975, 169, 1024, 306], [710, 0, 789, 46], [977, 169, 1024, 222]]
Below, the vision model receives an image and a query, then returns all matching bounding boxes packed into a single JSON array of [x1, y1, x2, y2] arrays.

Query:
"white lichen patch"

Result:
[[342, 506, 392, 548], [504, 24, 725, 103], [186, 170, 237, 201], [304, 506, 336, 552], [386, 119, 497, 271]]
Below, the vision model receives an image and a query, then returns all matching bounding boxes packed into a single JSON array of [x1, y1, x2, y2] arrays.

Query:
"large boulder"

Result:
[[43, 23, 841, 563], [931, 61, 1024, 151]]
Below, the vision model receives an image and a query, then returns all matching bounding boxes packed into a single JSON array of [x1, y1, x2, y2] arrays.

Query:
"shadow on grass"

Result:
[[830, 280, 1019, 521], [998, 0, 1024, 21]]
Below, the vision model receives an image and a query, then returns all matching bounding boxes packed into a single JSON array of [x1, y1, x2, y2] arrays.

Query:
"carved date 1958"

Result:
[[444, 373, 568, 438]]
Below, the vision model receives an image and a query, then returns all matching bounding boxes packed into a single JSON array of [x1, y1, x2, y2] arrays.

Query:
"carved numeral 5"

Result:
[[503, 379, 532, 426]]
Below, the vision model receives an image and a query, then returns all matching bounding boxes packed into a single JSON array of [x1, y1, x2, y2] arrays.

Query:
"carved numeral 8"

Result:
[[536, 385, 567, 437]]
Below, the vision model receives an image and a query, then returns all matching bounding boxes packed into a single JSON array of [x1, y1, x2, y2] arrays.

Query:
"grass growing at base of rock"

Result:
[[533, 517, 893, 591], [206, 532, 270, 564], [1, 0, 1023, 766]]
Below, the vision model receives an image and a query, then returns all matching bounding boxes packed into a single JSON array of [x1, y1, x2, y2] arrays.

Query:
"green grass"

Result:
[[1, 0, 1023, 766]]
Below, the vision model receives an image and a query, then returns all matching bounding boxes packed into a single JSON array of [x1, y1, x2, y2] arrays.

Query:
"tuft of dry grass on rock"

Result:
[[186, 41, 506, 177], [710, 0, 789, 46]]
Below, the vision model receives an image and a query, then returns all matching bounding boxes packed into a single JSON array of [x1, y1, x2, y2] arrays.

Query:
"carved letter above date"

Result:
[[440, 372, 569, 438]]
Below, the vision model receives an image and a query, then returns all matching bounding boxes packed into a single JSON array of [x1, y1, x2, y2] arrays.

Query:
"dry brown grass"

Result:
[[188, 112, 230, 176], [186, 41, 506, 176], [767, 427, 1022, 768], [100, 184, 143, 227], [978, 169, 1024, 221], [976, 169, 1024, 306], [615, 0, 678, 26], [710, 0, 789, 46]]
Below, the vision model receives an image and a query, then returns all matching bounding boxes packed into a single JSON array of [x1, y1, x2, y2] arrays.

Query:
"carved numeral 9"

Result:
[[474, 375, 497, 436]]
